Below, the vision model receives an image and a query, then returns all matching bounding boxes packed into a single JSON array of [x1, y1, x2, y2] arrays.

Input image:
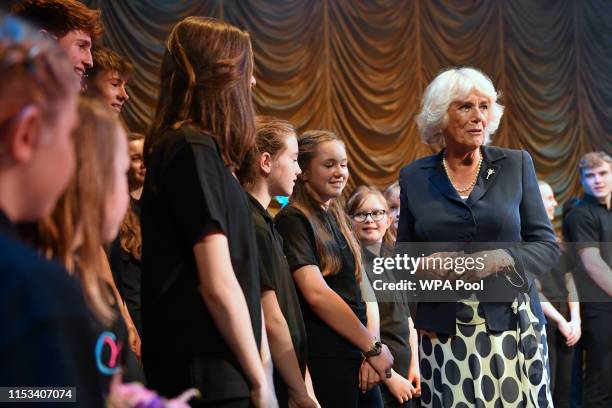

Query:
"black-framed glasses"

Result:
[[351, 209, 387, 223]]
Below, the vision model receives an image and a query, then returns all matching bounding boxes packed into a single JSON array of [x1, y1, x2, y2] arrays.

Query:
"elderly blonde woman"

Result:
[[396, 67, 558, 407]]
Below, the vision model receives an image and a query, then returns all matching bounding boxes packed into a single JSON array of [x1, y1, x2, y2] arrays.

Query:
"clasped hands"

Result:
[[358, 361, 419, 404], [413, 249, 513, 282], [358, 343, 394, 393]]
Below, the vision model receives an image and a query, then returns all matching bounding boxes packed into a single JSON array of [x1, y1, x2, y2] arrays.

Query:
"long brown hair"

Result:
[[119, 133, 144, 260], [291, 130, 363, 281], [237, 116, 296, 187], [347, 186, 395, 248], [119, 206, 141, 261], [38, 98, 122, 324], [146, 16, 256, 170]]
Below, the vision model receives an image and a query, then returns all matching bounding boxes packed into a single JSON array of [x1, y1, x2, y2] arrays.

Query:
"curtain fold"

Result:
[[83, 0, 611, 205]]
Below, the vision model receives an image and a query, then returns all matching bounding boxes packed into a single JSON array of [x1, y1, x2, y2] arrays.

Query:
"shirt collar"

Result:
[[247, 193, 273, 224], [582, 193, 611, 210]]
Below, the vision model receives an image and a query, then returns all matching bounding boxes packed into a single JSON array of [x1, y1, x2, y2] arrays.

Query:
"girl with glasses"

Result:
[[347, 186, 420, 407]]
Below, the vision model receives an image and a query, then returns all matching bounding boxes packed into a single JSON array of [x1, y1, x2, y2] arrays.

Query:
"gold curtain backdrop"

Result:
[[83, 0, 610, 209]]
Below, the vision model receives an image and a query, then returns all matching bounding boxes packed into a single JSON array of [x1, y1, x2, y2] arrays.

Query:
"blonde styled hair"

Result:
[[416, 67, 504, 145]]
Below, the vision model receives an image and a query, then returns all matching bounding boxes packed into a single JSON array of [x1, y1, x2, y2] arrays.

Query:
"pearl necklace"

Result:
[[442, 149, 483, 194]]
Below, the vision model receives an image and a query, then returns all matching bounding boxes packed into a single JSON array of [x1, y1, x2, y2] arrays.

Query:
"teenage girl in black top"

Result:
[[347, 186, 420, 407], [141, 17, 275, 408], [275, 130, 393, 407], [115, 132, 146, 336], [238, 117, 318, 407]]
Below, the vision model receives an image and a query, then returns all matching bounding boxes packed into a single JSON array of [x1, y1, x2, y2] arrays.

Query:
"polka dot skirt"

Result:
[[418, 294, 553, 407]]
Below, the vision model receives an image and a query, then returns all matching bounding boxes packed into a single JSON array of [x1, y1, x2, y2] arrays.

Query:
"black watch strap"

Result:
[[362, 340, 382, 358]]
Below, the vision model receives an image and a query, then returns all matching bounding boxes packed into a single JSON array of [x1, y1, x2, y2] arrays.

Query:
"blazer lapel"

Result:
[[425, 152, 465, 206], [466, 146, 505, 207]]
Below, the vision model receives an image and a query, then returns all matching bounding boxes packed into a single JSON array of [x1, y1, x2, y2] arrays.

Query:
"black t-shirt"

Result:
[[249, 195, 307, 403], [275, 205, 366, 360], [249, 194, 307, 372], [538, 246, 572, 302], [0, 210, 103, 407], [110, 198, 143, 336], [140, 126, 261, 400], [89, 280, 145, 395], [363, 245, 412, 378], [565, 194, 612, 310]]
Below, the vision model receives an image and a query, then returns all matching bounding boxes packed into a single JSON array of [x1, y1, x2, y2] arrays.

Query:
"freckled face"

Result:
[[304, 140, 348, 204]]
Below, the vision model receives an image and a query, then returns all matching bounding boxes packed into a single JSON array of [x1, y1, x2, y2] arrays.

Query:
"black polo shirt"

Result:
[[140, 126, 261, 401], [538, 247, 572, 302], [249, 194, 307, 373], [275, 205, 367, 360], [0, 210, 103, 407], [565, 193, 612, 309]]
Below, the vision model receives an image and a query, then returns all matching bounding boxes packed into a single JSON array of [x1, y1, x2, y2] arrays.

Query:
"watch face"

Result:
[[363, 340, 383, 357]]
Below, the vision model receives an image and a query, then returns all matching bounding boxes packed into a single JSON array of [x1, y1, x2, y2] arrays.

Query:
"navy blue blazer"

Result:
[[396, 145, 559, 335]]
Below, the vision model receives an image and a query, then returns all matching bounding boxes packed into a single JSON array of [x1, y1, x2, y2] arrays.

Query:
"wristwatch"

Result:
[[362, 339, 382, 358]]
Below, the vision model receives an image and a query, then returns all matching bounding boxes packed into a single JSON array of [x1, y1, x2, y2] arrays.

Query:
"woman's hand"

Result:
[[165, 389, 201, 408], [460, 249, 512, 282], [407, 361, 421, 397], [106, 372, 198, 408], [384, 370, 416, 404], [288, 392, 318, 408], [557, 318, 572, 341], [251, 380, 279, 408], [566, 318, 581, 347], [359, 360, 381, 393], [365, 344, 394, 379]]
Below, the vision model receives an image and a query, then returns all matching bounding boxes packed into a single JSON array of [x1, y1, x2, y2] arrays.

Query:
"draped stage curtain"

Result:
[[75, 1, 612, 211]]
